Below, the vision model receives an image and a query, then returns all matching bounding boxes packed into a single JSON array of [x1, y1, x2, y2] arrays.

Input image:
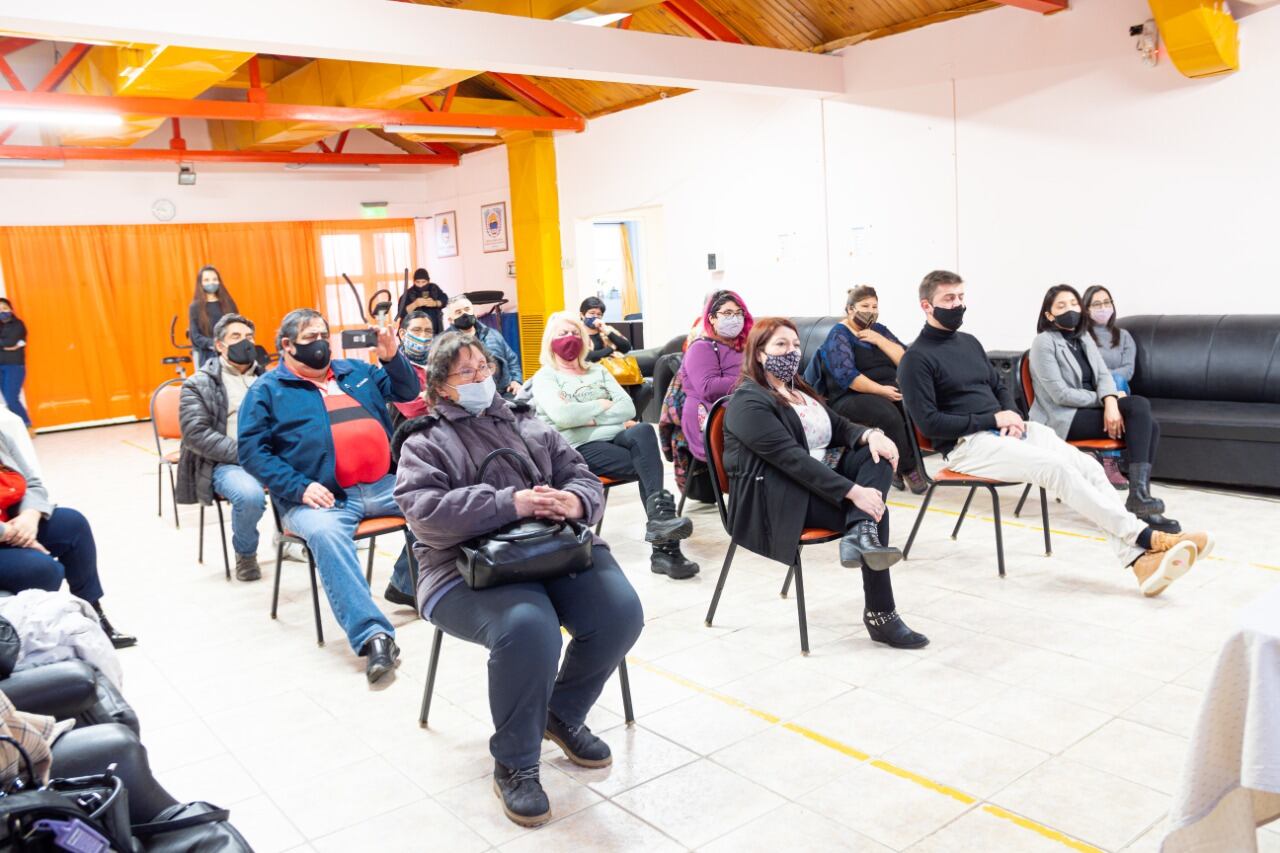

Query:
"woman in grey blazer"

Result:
[[1028, 285, 1177, 533]]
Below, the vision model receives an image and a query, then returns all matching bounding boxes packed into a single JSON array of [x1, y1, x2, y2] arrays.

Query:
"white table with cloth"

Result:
[[1162, 583, 1280, 852]]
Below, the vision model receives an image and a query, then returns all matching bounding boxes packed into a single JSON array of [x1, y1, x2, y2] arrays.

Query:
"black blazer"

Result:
[[723, 378, 870, 564]]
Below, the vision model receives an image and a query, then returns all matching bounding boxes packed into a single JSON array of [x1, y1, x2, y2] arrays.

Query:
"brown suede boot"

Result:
[[1150, 530, 1215, 559], [1132, 540, 1197, 597]]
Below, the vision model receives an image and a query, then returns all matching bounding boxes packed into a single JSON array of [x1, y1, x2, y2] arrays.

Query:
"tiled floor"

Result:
[[36, 422, 1280, 852]]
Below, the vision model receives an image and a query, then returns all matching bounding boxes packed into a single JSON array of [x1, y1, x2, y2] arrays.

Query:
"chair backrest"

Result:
[[150, 379, 184, 448], [901, 408, 936, 482], [703, 396, 731, 529], [1119, 314, 1280, 403], [1020, 352, 1035, 409]]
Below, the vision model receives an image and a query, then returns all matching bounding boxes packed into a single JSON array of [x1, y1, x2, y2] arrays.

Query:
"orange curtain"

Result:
[[0, 220, 332, 428]]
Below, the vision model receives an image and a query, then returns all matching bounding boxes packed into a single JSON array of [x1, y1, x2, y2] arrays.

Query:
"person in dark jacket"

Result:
[[579, 296, 632, 363], [237, 308, 420, 683], [176, 313, 267, 581], [724, 317, 927, 649], [0, 431, 134, 648], [445, 295, 523, 396], [187, 266, 238, 369], [396, 268, 448, 333], [0, 298, 30, 427], [393, 331, 642, 829]]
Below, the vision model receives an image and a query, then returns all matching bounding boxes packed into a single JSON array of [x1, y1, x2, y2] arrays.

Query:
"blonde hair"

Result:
[[540, 310, 592, 371]]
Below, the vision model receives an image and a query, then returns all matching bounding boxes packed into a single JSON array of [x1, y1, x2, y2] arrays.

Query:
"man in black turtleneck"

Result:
[[898, 270, 1211, 598]]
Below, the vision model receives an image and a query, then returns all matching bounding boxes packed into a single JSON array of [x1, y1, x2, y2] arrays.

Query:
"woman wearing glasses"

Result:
[[531, 312, 698, 580], [1081, 286, 1137, 394], [678, 290, 753, 463]]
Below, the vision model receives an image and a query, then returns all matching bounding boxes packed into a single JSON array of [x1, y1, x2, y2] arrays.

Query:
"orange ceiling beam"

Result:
[[0, 56, 22, 91], [0, 89, 586, 131], [660, 0, 743, 43], [990, 0, 1068, 12], [0, 43, 89, 145], [0, 38, 36, 57], [0, 144, 458, 165], [488, 72, 581, 120]]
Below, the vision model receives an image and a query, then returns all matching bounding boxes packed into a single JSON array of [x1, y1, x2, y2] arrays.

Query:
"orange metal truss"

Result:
[[0, 144, 458, 166], [660, 0, 743, 43]]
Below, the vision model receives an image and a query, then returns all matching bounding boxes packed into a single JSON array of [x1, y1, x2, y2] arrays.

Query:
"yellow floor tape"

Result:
[[628, 655, 1105, 853]]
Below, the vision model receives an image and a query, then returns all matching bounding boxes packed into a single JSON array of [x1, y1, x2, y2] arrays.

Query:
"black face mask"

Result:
[[290, 339, 331, 370], [225, 339, 257, 366], [931, 303, 966, 331], [1052, 310, 1081, 332], [452, 313, 476, 331]]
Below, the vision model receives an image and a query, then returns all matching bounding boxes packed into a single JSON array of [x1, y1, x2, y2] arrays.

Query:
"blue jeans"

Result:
[[279, 474, 410, 654], [211, 464, 265, 556], [0, 507, 105, 604], [0, 365, 29, 426]]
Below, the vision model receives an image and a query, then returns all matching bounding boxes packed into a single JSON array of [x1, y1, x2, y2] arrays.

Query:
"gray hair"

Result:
[[424, 331, 488, 405], [445, 294, 471, 308], [213, 312, 254, 342], [277, 308, 327, 350]]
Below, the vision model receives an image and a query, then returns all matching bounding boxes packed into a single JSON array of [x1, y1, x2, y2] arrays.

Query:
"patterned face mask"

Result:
[[763, 349, 802, 384]]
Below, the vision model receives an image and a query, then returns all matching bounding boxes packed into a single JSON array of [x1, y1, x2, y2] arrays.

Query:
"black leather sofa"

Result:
[[1117, 314, 1280, 490]]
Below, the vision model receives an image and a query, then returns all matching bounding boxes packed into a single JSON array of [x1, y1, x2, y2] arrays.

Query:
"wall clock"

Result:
[[152, 198, 176, 222]]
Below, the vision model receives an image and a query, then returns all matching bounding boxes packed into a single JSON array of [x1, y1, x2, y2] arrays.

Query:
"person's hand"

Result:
[[598, 399, 614, 412], [994, 410, 1026, 438], [846, 484, 885, 522], [514, 488, 563, 519], [855, 328, 884, 346], [375, 324, 399, 361], [3, 511, 46, 551], [597, 322, 616, 337], [536, 485, 585, 521], [302, 482, 336, 509], [1104, 398, 1125, 440], [877, 384, 903, 402], [865, 430, 900, 470], [623, 420, 638, 429]]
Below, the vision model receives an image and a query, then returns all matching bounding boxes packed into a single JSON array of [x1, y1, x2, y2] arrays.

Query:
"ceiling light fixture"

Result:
[[0, 158, 65, 169], [0, 108, 123, 128], [283, 163, 382, 172], [382, 124, 498, 137], [558, 9, 632, 26]]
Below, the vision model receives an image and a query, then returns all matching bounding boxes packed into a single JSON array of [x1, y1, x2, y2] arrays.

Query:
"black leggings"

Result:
[[801, 445, 896, 611], [577, 422, 666, 507], [830, 393, 917, 473], [1066, 394, 1159, 465], [50, 724, 179, 822]]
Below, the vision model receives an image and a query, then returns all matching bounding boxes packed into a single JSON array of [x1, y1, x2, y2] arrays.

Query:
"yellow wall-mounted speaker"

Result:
[[1148, 0, 1240, 78]]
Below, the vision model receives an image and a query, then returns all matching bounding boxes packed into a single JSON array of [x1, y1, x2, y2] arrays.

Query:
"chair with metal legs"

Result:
[[149, 379, 184, 529], [197, 494, 231, 581]]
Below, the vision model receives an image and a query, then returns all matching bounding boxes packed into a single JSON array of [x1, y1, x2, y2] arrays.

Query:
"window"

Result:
[[318, 226, 415, 353]]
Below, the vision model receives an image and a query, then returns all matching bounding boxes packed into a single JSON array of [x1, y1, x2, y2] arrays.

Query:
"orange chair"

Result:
[[268, 497, 409, 646], [149, 379, 184, 529], [702, 397, 835, 655], [901, 414, 1051, 577], [596, 474, 639, 537], [1015, 353, 1124, 516]]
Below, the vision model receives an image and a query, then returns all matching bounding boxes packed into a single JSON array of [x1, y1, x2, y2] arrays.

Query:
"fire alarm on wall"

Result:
[[707, 253, 724, 272]]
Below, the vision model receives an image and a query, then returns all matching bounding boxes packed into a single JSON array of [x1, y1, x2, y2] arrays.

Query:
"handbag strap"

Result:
[[132, 805, 232, 837]]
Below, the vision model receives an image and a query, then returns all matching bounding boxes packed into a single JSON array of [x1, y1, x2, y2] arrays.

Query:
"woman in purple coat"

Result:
[[679, 290, 754, 460]]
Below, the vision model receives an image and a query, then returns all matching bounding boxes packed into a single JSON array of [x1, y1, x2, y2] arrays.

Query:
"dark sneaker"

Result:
[[544, 712, 612, 768], [383, 582, 416, 609], [903, 468, 929, 495], [1100, 455, 1128, 490], [235, 553, 262, 582], [650, 542, 699, 579], [97, 613, 137, 649], [493, 762, 551, 827], [839, 519, 903, 572], [363, 634, 400, 685], [643, 489, 693, 544], [863, 610, 929, 649]]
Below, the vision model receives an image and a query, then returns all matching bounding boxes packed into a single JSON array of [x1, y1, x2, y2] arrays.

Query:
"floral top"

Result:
[[790, 392, 833, 461], [821, 322, 904, 405]]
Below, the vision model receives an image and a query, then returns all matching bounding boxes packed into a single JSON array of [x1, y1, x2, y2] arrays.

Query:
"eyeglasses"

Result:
[[1090, 300, 1114, 309], [715, 310, 745, 319], [448, 362, 493, 382]]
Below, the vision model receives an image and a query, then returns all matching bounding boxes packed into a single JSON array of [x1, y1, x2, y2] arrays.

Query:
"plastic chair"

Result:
[[901, 415, 1052, 577], [149, 380, 184, 529], [268, 497, 408, 646], [702, 397, 834, 655]]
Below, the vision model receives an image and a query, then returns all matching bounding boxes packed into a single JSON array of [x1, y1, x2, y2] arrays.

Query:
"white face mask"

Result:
[[451, 376, 497, 415], [715, 315, 745, 339]]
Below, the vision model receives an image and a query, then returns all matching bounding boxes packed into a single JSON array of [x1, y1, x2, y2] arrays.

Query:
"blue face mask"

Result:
[[0, 313, 11, 323], [452, 376, 497, 415], [583, 316, 598, 329], [402, 332, 431, 363]]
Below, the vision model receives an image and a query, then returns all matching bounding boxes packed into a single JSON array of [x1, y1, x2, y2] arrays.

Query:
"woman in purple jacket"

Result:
[[393, 332, 643, 830], [679, 290, 754, 460]]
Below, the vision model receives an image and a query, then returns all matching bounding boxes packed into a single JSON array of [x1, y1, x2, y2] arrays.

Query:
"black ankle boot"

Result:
[[97, 613, 137, 649], [863, 609, 929, 649], [839, 519, 902, 572], [545, 712, 612, 767], [1124, 462, 1166, 515], [362, 634, 400, 685], [651, 541, 699, 579], [493, 762, 551, 827], [643, 489, 693, 544]]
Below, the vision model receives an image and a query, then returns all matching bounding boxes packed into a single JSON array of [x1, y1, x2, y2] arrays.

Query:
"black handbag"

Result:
[[0, 615, 21, 679], [456, 446, 594, 590], [132, 801, 251, 853]]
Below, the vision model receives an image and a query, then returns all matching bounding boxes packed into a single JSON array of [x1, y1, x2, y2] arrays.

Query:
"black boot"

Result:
[[651, 541, 699, 579], [839, 519, 902, 572], [863, 609, 929, 649], [493, 762, 551, 827], [97, 613, 137, 649], [362, 634, 400, 685], [545, 711, 612, 767], [643, 489, 693, 544], [383, 582, 416, 609], [1125, 463, 1179, 532]]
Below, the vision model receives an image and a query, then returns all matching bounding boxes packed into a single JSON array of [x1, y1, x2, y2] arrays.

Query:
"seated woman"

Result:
[[679, 290, 753, 464], [723, 317, 928, 649], [1028, 284, 1180, 533], [0, 431, 135, 648], [579, 297, 633, 363], [817, 286, 926, 495], [394, 332, 644, 829], [532, 312, 697, 580], [1081, 285, 1137, 488]]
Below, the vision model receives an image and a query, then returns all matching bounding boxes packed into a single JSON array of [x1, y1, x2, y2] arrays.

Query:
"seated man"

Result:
[[390, 310, 434, 426], [176, 313, 268, 581], [898, 270, 1214, 598], [444, 295, 523, 398], [238, 309, 420, 683]]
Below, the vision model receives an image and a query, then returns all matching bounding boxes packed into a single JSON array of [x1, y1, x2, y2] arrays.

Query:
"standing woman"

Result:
[[188, 265, 238, 369], [0, 299, 30, 427], [579, 297, 632, 363], [1081, 286, 1137, 394], [817, 286, 925, 494], [679, 290, 753, 462]]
